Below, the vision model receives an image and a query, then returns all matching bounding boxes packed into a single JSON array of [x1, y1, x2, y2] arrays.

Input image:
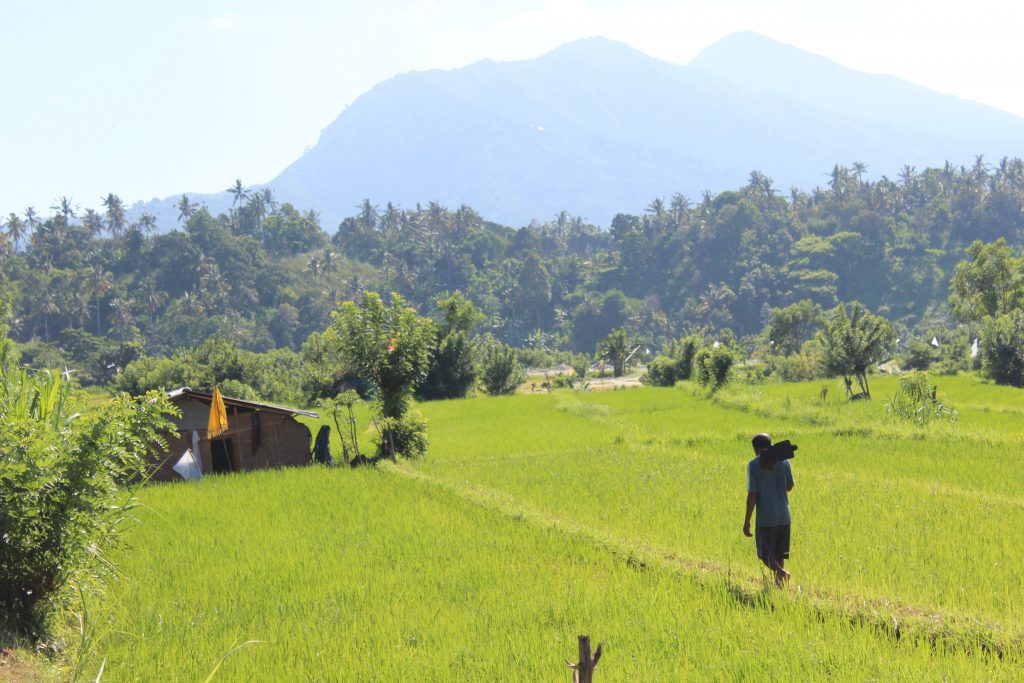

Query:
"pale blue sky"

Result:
[[3, 0, 1022, 217]]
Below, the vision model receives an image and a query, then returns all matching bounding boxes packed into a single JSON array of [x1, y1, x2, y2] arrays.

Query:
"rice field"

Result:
[[79, 374, 1023, 680]]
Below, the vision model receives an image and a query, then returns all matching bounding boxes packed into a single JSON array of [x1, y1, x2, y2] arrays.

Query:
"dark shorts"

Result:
[[755, 524, 791, 562]]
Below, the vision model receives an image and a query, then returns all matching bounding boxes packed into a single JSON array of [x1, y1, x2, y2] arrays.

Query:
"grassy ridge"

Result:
[[83, 374, 1024, 679]]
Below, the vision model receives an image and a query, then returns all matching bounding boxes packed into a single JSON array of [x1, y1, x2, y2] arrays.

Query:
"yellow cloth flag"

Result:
[[208, 386, 229, 438]]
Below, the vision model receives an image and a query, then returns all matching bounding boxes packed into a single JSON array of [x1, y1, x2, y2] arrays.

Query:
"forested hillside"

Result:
[[2, 158, 1024, 388]]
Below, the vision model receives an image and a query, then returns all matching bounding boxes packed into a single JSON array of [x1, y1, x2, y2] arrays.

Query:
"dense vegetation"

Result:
[[74, 376, 1024, 680], [4, 158, 1024, 392], [0, 300, 175, 638]]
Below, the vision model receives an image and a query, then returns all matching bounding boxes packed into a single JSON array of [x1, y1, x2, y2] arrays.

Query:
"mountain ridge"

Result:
[[131, 33, 1024, 230]]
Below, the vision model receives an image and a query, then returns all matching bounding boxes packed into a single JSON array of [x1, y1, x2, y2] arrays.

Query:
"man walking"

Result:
[[743, 432, 794, 584]]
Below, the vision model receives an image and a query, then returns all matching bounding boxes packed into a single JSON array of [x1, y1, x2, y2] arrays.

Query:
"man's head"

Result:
[[752, 432, 772, 455]]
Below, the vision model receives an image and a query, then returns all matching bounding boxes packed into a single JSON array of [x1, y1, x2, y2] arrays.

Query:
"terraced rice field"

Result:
[[82, 375, 1023, 680]]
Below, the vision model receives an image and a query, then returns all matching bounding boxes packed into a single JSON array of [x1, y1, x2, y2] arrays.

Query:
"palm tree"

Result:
[[108, 298, 136, 339], [177, 194, 197, 225], [260, 187, 278, 214], [303, 209, 320, 231], [182, 290, 206, 315], [50, 196, 77, 221], [101, 193, 126, 236], [851, 161, 868, 184], [669, 193, 691, 224], [137, 212, 158, 237], [306, 255, 323, 280], [71, 292, 93, 330], [90, 267, 113, 335], [227, 179, 249, 208], [82, 209, 104, 237], [4, 213, 26, 251], [344, 275, 364, 299], [142, 283, 168, 323], [23, 207, 39, 232], [320, 250, 338, 274], [357, 199, 378, 229], [39, 293, 61, 342], [245, 192, 266, 231], [645, 197, 666, 220]]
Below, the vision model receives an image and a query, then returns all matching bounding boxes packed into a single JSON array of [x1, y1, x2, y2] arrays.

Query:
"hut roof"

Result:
[[166, 387, 320, 419]]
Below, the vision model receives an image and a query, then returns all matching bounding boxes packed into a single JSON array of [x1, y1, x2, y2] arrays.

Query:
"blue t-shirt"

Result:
[[747, 457, 794, 527]]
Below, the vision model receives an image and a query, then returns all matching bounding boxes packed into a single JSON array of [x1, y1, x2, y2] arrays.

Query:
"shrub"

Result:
[[376, 410, 429, 460], [674, 336, 699, 381], [695, 345, 735, 390], [885, 372, 957, 425], [763, 351, 823, 382], [980, 311, 1024, 387], [480, 341, 526, 395], [0, 367, 175, 636], [901, 340, 939, 371], [641, 355, 680, 386]]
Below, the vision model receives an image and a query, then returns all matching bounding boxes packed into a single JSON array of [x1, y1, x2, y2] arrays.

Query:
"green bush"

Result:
[[763, 351, 823, 382], [694, 346, 735, 390], [641, 355, 680, 386], [901, 340, 939, 371], [674, 336, 699, 381], [376, 410, 429, 460], [980, 312, 1024, 387], [0, 367, 175, 636], [885, 372, 957, 425], [480, 341, 526, 395]]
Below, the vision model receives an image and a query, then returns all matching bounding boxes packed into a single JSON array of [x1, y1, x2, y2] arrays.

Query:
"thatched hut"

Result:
[[152, 387, 320, 482]]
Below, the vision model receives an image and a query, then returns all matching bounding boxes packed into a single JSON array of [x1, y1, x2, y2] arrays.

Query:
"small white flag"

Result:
[[931, 336, 940, 348], [971, 338, 979, 358], [173, 449, 203, 481]]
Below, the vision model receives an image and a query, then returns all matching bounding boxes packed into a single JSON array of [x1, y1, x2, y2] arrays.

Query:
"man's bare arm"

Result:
[[743, 492, 757, 536]]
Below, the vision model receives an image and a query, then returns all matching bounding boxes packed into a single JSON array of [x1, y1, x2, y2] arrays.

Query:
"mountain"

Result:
[[133, 33, 1024, 230]]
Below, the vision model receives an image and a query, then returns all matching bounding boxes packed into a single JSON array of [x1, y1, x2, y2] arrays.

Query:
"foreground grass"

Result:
[[88, 466, 1015, 681], [81, 373, 1024, 679]]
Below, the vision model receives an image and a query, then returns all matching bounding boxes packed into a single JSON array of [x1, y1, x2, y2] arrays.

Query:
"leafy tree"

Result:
[[949, 239, 1024, 322], [980, 311, 1024, 386], [817, 302, 894, 398], [417, 291, 483, 400], [328, 293, 435, 459], [570, 290, 636, 354], [900, 339, 939, 371], [767, 300, 823, 356], [479, 338, 525, 396]]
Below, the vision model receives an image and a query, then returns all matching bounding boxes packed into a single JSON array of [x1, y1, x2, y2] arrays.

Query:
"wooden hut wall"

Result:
[[152, 397, 313, 482]]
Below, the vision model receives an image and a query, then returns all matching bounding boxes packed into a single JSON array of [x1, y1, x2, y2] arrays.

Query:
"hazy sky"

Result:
[[3, 0, 1023, 217]]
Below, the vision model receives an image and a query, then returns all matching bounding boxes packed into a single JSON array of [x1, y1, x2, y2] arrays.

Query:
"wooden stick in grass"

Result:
[[566, 635, 602, 683]]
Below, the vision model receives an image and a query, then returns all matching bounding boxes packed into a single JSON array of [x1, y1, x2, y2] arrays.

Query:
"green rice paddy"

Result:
[[80, 374, 1024, 680]]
